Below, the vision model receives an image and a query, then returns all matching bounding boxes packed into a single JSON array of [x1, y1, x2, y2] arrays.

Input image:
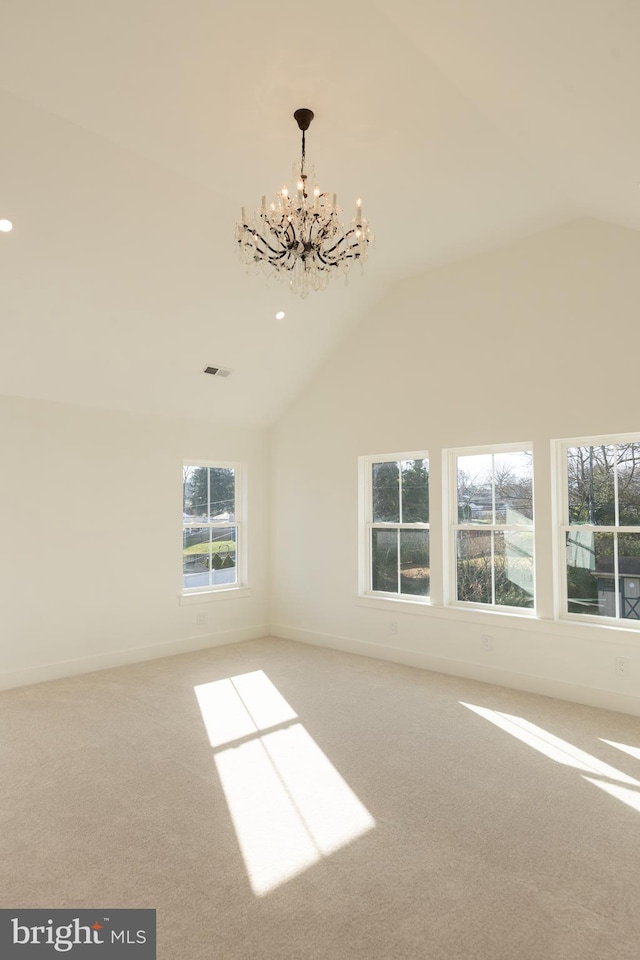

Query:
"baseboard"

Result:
[[0, 624, 269, 691], [270, 623, 640, 718]]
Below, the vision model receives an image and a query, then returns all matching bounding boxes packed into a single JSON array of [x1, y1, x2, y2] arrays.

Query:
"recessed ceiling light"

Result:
[[0, 219, 13, 232], [275, 311, 286, 320]]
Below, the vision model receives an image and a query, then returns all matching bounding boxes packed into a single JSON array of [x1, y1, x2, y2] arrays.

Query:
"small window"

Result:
[[362, 454, 430, 600], [182, 463, 241, 593], [450, 446, 534, 610], [561, 438, 640, 623]]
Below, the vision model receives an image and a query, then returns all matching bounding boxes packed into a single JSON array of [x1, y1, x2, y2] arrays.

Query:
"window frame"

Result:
[[359, 451, 430, 603], [447, 442, 536, 614], [557, 432, 640, 629], [181, 460, 246, 597]]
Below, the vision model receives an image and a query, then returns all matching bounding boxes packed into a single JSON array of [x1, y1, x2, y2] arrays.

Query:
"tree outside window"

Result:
[[564, 441, 640, 621]]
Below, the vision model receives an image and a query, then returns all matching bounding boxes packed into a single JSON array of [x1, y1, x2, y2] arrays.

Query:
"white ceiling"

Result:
[[0, 0, 637, 426]]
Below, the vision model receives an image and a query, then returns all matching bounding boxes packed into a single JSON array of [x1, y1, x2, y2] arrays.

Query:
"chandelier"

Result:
[[236, 108, 372, 298]]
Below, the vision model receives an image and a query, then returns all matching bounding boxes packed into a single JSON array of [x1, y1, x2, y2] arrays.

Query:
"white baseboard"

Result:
[[0, 624, 269, 691], [270, 623, 640, 718]]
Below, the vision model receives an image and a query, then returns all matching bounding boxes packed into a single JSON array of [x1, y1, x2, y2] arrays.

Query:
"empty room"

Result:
[[2, 2, 640, 958]]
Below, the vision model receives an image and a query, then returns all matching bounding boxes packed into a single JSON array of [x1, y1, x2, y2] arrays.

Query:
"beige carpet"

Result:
[[2, 636, 640, 959]]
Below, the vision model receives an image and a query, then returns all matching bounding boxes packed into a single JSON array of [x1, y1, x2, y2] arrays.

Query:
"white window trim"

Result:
[[556, 431, 640, 630], [445, 441, 536, 615], [358, 450, 430, 603], [180, 459, 248, 599], [179, 587, 252, 606]]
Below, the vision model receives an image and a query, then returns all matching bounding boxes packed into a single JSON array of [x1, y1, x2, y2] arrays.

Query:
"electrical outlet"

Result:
[[196, 612, 207, 627], [481, 634, 493, 652], [389, 621, 398, 636], [615, 657, 629, 676]]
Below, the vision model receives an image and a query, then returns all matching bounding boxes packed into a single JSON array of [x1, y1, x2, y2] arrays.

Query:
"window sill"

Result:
[[356, 594, 431, 614], [357, 593, 536, 618], [355, 594, 640, 644], [357, 593, 540, 623], [448, 601, 536, 619], [559, 611, 640, 633], [179, 587, 252, 606]]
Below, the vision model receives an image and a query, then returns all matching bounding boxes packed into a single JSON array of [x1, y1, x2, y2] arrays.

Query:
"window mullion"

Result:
[[614, 444, 620, 528], [491, 453, 496, 523], [614, 531, 620, 619], [455, 523, 532, 532], [451, 454, 457, 604], [367, 467, 373, 593], [490, 453, 496, 605], [613, 445, 621, 619], [490, 530, 496, 605], [208, 465, 213, 588]]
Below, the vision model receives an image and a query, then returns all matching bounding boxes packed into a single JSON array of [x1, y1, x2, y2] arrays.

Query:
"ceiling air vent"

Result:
[[203, 365, 231, 378]]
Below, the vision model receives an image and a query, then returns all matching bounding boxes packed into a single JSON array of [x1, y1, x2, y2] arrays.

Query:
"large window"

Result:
[[451, 446, 534, 610], [562, 438, 640, 623], [362, 454, 430, 600], [182, 463, 241, 593]]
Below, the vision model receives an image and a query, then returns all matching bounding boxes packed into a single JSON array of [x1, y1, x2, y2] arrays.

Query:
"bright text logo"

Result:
[[0, 910, 155, 958]]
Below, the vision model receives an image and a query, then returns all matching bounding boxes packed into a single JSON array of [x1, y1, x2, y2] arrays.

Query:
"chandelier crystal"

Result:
[[236, 108, 372, 298]]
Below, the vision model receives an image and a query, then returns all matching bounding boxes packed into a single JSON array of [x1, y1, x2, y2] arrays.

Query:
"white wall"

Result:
[[0, 394, 269, 687], [270, 219, 640, 715]]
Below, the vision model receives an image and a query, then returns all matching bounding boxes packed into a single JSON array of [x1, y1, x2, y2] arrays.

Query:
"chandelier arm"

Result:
[[268, 221, 289, 242], [317, 246, 360, 266], [264, 215, 302, 254], [321, 237, 351, 257], [265, 241, 293, 261], [245, 237, 294, 266], [322, 231, 369, 257], [315, 238, 349, 266], [275, 215, 296, 240], [286, 219, 298, 241], [265, 229, 290, 253], [315, 251, 339, 267], [240, 224, 288, 260]]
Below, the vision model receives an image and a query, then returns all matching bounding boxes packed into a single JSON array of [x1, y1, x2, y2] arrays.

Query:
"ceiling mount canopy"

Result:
[[236, 108, 372, 298], [293, 108, 314, 131]]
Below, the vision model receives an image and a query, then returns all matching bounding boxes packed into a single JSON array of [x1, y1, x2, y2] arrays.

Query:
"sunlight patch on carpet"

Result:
[[195, 672, 375, 896], [460, 702, 640, 787], [461, 701, 640, 815], [599, 738, 640, 762], [194, 670, 297, 748], [583, 776, 640, 813]]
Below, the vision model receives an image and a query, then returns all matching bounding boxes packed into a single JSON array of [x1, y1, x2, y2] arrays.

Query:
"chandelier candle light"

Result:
[[236, 108, 372, 298]]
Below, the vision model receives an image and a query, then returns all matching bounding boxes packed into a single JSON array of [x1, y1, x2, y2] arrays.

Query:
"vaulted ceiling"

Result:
[[0, 1, 638, 425]]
